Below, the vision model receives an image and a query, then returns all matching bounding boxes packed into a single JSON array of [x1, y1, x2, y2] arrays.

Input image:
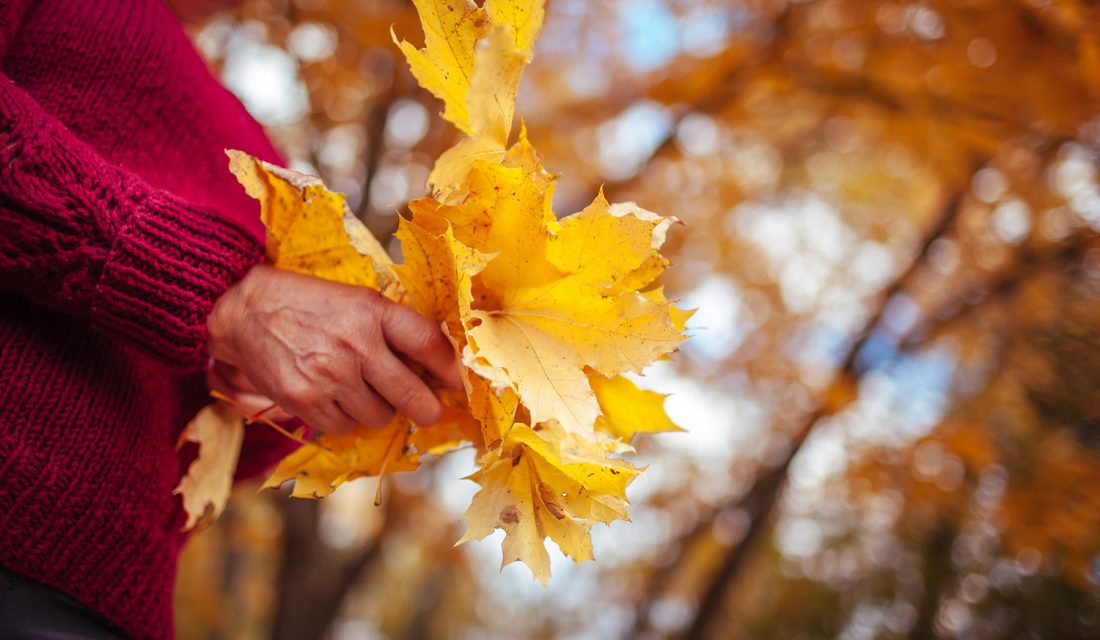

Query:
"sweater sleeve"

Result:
[[0, 72, 264, 370]]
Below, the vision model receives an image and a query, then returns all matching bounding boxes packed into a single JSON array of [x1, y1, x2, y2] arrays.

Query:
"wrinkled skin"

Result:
[[208, 265, 462, 434]]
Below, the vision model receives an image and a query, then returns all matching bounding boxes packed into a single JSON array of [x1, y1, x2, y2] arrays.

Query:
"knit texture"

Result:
[[0, 1, 294, 637]]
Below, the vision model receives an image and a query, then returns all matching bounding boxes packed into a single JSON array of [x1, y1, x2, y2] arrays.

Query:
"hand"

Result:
[[206, 265, 462, 434], [206, 359, 292, 422]]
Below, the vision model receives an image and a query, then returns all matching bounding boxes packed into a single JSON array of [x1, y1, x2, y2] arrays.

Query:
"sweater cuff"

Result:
[[91, 191, 263, 369]]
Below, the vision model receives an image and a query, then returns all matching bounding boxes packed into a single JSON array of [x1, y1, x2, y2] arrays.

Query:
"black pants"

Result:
[[0, 566, 126, 639]]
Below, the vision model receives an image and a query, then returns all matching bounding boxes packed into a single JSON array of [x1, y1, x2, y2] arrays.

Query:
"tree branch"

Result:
[[899, 232, 1094, 352], [355, 83, 399, 222], [680, 185, 970, 639]]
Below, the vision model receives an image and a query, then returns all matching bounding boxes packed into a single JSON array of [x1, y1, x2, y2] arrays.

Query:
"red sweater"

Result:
[[0, 1, 292, 637]]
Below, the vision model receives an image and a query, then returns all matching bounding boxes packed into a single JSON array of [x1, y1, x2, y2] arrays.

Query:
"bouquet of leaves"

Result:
[[177, 0, 691, 582]]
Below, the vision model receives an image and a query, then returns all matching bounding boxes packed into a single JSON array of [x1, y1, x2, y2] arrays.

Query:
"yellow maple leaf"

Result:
[[457, 422, 637, 583], [590, 373, 682, 441], [400, 0, 545, 199], [393, 0, 543, 140], [174, 402, 246, 530], [263, 420, 419, 499], [484, 0, 546, 56], [393, 219, 492, 344], [469, 26, 526, 146], [465, 370, 520, 450], [457, 191, 685, 434], [392, 0, 485, 135], [226, 149, 397, 292], [408, 387, 484, 456]]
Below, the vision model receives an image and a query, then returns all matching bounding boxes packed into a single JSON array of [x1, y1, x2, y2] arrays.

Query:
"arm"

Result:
[[0, 71, 462, 434], [0, 72, 262, 370]]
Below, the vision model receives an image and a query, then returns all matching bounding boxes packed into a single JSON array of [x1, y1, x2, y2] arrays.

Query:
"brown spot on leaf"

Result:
[[499, 504, 520, 525], [539, 483, 567, 520], [543, 501, 566, 520]]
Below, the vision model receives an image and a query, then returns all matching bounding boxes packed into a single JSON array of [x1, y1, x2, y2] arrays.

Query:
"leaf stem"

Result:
[[210, 391, 312, 447]]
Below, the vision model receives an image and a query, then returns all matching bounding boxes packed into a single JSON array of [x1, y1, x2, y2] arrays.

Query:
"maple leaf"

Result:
[[392, 219, 492, 344], [399, 1, 544, 200], [174, 402, 246, 530], [392, 0, 485, 136], [393, 0, 543, 139], [457, 422, 638, 584], [226, 149, 397, 292], [262, 419, 420, 499], [408, 387, 484, 456], [590, 373, 681, 441], [456, 189, 685, 435], [484, 0, 545, 56]]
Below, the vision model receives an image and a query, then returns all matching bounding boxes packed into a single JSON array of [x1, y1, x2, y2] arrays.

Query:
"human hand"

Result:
[[205, 359, 292, 421], [206, 265, 462, 434]]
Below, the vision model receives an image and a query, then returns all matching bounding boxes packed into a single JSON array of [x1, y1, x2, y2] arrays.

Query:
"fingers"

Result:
[[380, 303, 463, 388], [211, 359, 259, 393], [231, 391, 290, 419], [336, 375, 396, 428], [207, 360, 292, 420], [271, 356, 398, 433], [361, 346, 445, 426], [281, 394, 359, 436], [219, 273, 463, 435], [259, 358, 358, 435]]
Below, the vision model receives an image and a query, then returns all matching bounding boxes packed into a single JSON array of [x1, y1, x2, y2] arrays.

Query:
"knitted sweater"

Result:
[[0, 1, 293, 637]]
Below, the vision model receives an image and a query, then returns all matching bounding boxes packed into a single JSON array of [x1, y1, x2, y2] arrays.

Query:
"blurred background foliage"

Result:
[[174, 0, 1100, 637]]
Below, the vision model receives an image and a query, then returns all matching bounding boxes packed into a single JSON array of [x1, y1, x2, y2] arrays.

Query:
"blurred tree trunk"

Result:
[[908, 524, 957, 640], [270, 497, 389, 640], [271, 499, 324, 640]]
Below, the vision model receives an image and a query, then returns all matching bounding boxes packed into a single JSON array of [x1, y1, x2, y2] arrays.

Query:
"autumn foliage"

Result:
[[179, 0, 689, 584], [175, 0, 1100, 638]]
